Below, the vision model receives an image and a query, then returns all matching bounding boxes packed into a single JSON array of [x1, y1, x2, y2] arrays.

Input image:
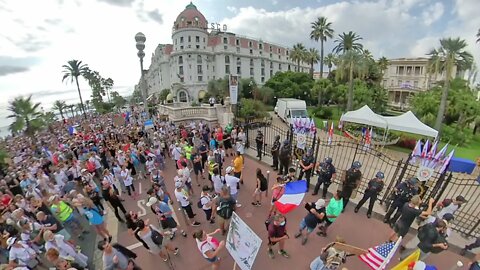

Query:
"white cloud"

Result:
[[226, 6, 237, 13], [422, 2, 444, 26]]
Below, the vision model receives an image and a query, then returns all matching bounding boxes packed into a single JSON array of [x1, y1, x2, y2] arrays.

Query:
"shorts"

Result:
[[194, 166, 203, 175], [255, 188, 267, 195], [234, 172, 241, 179], [394, 222, 409, 237], [231, 192, 238, 201], [299, 218, 315, 233], [206, 256, 220, 263], [182, 204, 195, 219]]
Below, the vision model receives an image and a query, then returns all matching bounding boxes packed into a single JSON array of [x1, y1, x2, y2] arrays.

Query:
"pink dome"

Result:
[[174, 2, 207, 31]]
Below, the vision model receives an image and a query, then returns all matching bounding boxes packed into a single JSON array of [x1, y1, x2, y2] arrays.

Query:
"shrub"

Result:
[[312, 107, 333, 119], [441, 124, 472, 146], [239, 99, 268, 119]]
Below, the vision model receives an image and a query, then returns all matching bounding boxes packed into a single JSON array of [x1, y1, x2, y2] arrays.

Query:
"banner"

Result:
[[226, 212, 262, 270], [229, 75, 238, 104], [296, 134, 306, 150]]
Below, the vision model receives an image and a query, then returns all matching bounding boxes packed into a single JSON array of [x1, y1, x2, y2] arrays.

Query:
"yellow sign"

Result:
[[391, 249, 420, 270]]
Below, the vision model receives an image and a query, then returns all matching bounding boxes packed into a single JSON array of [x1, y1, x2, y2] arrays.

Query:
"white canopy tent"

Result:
[[340, 105, 388, 129], [384, 111, 438, 138]]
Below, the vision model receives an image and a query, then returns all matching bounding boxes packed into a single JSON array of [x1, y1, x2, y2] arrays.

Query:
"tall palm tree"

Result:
[[477, 28, 480, 43], [67, 104, 75, 118], [310, 16, 334, 78], [377, 57, 389, 74], [335, 50, 369, 110], [332, 31, 363, 54], [306, 48, 320, 78], [323, 53, 336, 74], [7, 95, 42, 136], [291, 43, 307, 72], [62, 60, 88, 119], [362, 49, 374, 62], [428, 37, 474, 132], [52, 100, 67, 120]]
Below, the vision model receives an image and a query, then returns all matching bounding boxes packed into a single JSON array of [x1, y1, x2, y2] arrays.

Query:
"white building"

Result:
[[142, 2, 309, 103], [382, 57, 458, 110]]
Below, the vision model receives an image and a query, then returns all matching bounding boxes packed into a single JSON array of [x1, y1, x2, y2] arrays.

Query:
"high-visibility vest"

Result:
[[184, 145, 193, 159], [53, 201, 73, 222]]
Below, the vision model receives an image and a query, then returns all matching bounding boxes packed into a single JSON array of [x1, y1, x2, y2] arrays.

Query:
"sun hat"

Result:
[[146, 197, 158, 207], [225, 166, 234, 174]]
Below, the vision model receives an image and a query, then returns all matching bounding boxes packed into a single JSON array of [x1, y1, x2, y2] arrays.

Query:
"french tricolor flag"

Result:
[[68, 126, 78, 135], [274, 180, 307, 214]]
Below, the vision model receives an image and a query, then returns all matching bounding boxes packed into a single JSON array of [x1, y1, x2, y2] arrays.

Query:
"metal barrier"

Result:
[[240, 121, 480, 237]]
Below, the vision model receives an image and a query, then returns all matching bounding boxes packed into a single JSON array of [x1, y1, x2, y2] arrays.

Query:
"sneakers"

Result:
[[251, 202, 261, 206], [173, 247, 179, 255], [367, 213, 372, 219], [354, 208, 359, 213], [294, 232, 302, 238], [181, 231, 187, 237], [278, 249, 290, 258], [267, 248, 275, 259], [192, 221, 201, 226]]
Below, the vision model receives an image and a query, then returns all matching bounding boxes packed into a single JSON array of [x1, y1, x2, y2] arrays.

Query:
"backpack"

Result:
[[150, 226, 163, 246], [139, 153, 147, 164], [197, 196, 207, 209], [217, 198, 234, 219]]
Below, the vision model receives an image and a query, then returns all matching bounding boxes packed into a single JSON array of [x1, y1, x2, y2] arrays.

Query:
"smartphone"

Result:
[[304, 203, 312, 211]]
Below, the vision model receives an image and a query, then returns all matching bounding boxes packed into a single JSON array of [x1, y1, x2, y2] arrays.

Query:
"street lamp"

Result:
[[135, 32, 150, 119]]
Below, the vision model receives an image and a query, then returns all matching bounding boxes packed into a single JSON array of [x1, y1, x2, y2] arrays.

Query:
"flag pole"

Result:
[[377, 236, 402, 270]]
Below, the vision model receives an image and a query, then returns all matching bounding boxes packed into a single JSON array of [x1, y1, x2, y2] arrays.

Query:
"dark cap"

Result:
[[455, 195, 467, 203], [407, 177, 419, 186], [442, 213, 454, 221]]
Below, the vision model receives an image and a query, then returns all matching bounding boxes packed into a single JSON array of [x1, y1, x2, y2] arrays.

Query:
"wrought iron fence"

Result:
[[241, 121, 479, 237]]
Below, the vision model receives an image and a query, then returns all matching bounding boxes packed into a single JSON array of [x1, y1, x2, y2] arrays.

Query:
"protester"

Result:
[[295, 199, 326, 245], [193, 229, 225, 270], [266, 213, 289, 258], [252, 168, 268, 206]]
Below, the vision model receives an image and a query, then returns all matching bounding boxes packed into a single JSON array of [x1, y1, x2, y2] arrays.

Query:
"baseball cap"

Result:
[[315, 199, 326, 209], [146, 197, 158, 207], [455, 195, 467, 202], [442, 213, 454, 221], [225, 166, 234, 174], [48, 195, 58, 203], [6, 237, 17, 249]]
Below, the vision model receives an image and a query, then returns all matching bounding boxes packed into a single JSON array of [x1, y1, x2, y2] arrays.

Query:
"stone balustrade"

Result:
[[158, 103, 233, 126]]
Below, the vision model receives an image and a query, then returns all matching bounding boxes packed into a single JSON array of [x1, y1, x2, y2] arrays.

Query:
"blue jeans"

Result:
[[310, 256, 328, 270]]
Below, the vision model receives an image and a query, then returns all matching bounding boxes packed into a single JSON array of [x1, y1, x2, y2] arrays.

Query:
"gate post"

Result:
[[433, 172, 452, 204], [314, 136, 321, 164], [396, 154, 412, 183], [381, 159, 403, 205], [351, 142, 360, 166]]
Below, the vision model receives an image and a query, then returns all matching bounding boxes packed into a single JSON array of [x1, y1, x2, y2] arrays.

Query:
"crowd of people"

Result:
[[0, 108, 477, 270]]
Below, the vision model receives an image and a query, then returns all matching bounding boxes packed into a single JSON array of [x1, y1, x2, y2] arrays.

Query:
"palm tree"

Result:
[[323, 53, 336, 74], [310, 17, 334, 78], [477, 28, 480, 43], [428, 37, 474, 132], [335, 50, 369, 110], [52, 100, 67, 120], [377, 57, 389, 74], [332, 31, 363, 54], [291, 43, 307, 72], [362, 49, 374, 62], [306, 48, 320, 78], [62, 60, 88, 119], [7, 95, 42, 136], [67, 104, 75, 118]]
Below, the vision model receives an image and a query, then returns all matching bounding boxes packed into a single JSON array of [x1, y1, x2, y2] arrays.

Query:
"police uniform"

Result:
[[271, 137, 281, 170], [383, 180, 418, 224], [298, 152, 314, 191], [313, 163, 336, 198], [255, 131, 264, 160], [279, 141, 291, 176], [355, 177, 384, 217], [342, 168, 362, 210]]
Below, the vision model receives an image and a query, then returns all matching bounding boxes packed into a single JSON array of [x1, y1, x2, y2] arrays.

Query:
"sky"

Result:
[[0, 0, 479, 131]]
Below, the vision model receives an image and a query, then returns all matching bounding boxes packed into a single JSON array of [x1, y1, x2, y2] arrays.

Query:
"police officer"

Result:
[[278, 140, 291, 175], [342, 161, 362, 211], [312, 157, 336, 198], [271, 135, 281, 171], [255, 130, 264, 161], [355, 171, 385, 218], [298, 148, 314, 191], [383, 177, 419, 225]]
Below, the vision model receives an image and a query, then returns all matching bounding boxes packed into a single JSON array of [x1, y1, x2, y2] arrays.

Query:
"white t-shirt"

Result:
[[146, 160, 155, 172], [8, 243, 36, 264], [200, 194, 212, 210], [225, 174, 240, 195], [172, 147, 182, 161], [121, 170, 133, 186], [196, 237, 217, 259], [211, 175, 224, 194], [174, 189, 190, 207], [437, 203, 459, 219]]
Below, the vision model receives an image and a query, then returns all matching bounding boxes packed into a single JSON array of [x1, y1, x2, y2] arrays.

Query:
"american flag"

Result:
[[359, 241, 396, 270]]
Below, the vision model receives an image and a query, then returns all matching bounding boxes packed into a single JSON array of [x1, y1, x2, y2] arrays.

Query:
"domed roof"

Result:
[[174, 2, 208, 31]]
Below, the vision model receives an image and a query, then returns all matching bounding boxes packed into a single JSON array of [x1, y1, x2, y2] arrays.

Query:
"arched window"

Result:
[[178, 56, 183, 64], [197, 55, 202, 64], [179, 91, 188, 102], [225, 55, 230, 64]]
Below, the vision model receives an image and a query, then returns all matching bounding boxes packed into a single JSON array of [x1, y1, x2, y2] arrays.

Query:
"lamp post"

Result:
[[135, 32, 150, 120]]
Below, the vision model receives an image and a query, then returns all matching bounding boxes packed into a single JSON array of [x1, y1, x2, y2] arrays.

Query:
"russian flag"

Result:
[[274, 180, 307, 214]]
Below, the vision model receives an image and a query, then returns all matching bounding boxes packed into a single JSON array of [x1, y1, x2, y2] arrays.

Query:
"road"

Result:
[[93, 153, 469, 270]]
